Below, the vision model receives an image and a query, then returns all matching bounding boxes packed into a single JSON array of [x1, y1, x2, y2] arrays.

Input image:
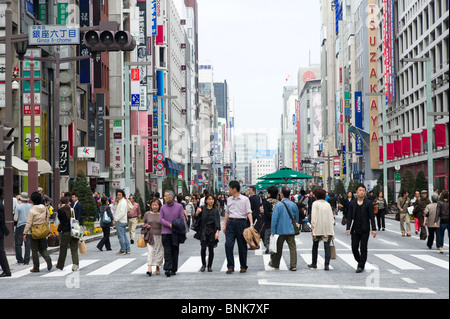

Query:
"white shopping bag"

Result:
[[269, 234, 279, 253]]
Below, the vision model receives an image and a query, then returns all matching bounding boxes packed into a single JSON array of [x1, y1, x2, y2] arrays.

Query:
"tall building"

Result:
[[235, 132, 269, 185]]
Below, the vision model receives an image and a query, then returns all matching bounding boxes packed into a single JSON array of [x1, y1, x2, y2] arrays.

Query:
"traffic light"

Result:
[[1, 124, 14, 153], [84, 30, 136, 52]]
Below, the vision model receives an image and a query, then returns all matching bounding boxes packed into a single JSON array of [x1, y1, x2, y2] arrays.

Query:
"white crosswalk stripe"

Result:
[[410, 254, 449, 270], [42, 259, 99, 277], [6, 251, 449, 278], [86, 258, 136, 276], [374, 254, 423, 270]]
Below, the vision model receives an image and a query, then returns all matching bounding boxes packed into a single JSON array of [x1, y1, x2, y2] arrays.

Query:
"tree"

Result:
[[415, 170, 428, 193], [134, 188, 145, 216], [334, 179, 345, 196], [399, 169, 415, 199], [70, 171, 97, 223]]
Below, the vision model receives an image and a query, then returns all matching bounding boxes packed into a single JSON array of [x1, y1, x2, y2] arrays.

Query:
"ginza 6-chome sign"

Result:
[[368, 1, 380, 170], [28, 25, 80, 45]]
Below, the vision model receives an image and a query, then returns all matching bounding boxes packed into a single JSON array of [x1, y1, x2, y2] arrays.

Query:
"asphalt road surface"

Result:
[[2, 214, 448, 301]]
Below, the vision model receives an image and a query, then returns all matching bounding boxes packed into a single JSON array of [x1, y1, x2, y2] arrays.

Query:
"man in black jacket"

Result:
[[0, 187, 12, 277], [346, 184, 377, 273]]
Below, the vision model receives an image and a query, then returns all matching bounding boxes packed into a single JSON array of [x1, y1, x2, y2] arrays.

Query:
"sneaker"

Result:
[[289, 267, 297, 271], [268, 262, 279, 270], [116, 251, 126, 255], [308, 264, 317, 269]]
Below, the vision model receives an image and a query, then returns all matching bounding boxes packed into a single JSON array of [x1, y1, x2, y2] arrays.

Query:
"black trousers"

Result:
[[97, 227, 111, 250], [0, 235, 11, 275], [201, 241, 215, 267], [351, 230, 370, 270], [162, 234, 179, 272]]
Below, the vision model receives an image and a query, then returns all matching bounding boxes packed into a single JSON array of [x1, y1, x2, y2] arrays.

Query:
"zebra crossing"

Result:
[[5, 249, 448, 279]]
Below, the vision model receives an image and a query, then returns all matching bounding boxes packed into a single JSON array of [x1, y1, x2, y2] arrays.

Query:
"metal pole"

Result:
[[53, 48, 60, 206], [425, 60, 433, 196], [3, 1, 14, 255], [124, 64, 131, 195], [382, 97, 388, 203], [27, 52, 39, 195]]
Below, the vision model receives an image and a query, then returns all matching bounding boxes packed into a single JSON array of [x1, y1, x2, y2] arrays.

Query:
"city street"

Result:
[[2, 214, 448, 300]]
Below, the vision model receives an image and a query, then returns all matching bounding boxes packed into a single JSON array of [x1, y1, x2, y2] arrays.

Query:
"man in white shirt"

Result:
[[223, 181, 253, 274], [115, 189, 130, 255]]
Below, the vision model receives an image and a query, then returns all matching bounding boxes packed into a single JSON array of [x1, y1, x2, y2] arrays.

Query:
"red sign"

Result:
[[156, 162, 164, 171], [131, 68, 140, 81], [156, 153, 164, 162], [24, 104, 40, 115]]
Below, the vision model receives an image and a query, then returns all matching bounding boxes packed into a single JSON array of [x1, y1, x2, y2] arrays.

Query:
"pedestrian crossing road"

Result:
[[2, 215, 449, 299]]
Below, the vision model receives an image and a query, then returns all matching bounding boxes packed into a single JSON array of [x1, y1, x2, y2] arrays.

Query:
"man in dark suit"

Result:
[[248, 186, 262, 231], [346, 183, 377, 273], [0, 187, 12, 277], [71, 193, 83, 223]]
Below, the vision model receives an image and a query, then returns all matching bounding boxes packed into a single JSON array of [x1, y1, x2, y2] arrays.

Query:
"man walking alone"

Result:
[[346, 184, 376, 273]]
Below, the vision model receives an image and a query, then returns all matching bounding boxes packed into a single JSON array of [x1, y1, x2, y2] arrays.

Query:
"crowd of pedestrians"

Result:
[[0, 182, 448, 278]]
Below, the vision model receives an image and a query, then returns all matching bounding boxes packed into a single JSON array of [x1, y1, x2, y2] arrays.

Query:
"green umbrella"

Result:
[[257, 167, 314, 185]]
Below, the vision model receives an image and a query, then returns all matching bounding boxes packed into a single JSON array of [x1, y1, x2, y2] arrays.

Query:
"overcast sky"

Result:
[[196, 0, 321, 149]]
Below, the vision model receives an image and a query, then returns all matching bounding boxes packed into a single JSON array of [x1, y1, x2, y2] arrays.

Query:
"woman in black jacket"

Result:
[[56, 196, 79, 271], [97, 196, 114, 251], [195, 194, 221, 272]]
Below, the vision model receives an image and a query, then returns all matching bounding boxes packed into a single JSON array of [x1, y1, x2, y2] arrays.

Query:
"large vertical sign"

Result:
[[60, 141, 70, 176], [295, 100, 301, 170], [354, 91, 363, 156], [368, 0, 379, 169], [79, 0, 90, 84], [96, 93, 105, 150], [383, 0, 395, 104]]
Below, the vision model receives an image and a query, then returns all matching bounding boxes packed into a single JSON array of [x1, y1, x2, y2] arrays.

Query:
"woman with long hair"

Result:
[[376, 191, 387, 231], [56, 196, 79, 271], [195, 194, 221, 272]]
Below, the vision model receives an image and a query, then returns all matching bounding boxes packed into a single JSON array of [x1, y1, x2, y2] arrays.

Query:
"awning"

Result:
[[0, 156, 53, 175]]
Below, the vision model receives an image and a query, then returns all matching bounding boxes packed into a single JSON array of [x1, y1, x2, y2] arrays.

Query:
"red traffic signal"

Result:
[[84, 30, 136, 52]]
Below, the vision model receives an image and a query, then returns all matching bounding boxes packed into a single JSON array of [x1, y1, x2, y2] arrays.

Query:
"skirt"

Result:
[[147, 234, 163, 267]]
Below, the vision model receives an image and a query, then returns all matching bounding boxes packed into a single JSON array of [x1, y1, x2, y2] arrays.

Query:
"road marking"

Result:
[[300, 254, 334, 269], [220, 256, 241, 272], [42, 259, 99, 277], [258, 279, 436, 294], [378, 239, 399, 246], [263, 254, 288, 271], [8, 262, 47, 279], [402, 277, 417, 284], [178, 256, 203, 273], [411, 254, 449, 270], [374, 254, 423, 270], [338, 253, 378, 270], [86, 258, 136, 276]]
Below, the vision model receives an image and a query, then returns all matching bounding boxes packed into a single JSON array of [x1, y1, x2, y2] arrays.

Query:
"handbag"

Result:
[[31, 209, 50, 240], [137, 236, 146, 248], [47, 232, 60, 247], [70, 208, 83, 239], [330, 240, 337, 260], [78, 240, 87, 254], [281, 201, 300, 235], [102, 206, 111, 224]]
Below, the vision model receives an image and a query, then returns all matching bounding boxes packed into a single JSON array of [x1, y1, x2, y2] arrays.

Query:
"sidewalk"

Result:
[[6, 223, 142, 265]]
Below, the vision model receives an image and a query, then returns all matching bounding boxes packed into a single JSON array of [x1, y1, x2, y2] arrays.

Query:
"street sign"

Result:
[[156, 162, 164, 171], [156, 153, 164, 161], [198, 174, 203, 180], [29, 25, 80, 45]]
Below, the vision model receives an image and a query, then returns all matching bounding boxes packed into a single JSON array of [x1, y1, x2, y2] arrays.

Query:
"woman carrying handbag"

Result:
[[97, 197, 115, 251], [308, 187, 335, 271], [56, 196, 80, 271]]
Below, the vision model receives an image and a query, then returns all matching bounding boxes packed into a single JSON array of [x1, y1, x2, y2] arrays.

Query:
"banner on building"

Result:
[[435, 124, 446, 148]]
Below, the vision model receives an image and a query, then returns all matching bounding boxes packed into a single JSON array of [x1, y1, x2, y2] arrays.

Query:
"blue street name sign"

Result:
[[29, 25, 80, 45]]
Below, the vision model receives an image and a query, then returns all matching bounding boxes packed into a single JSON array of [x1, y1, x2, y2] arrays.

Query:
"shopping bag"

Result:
[[269, 234, 279, 254], [78, 240, 87, 255], [330, 240, 337, 260]]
